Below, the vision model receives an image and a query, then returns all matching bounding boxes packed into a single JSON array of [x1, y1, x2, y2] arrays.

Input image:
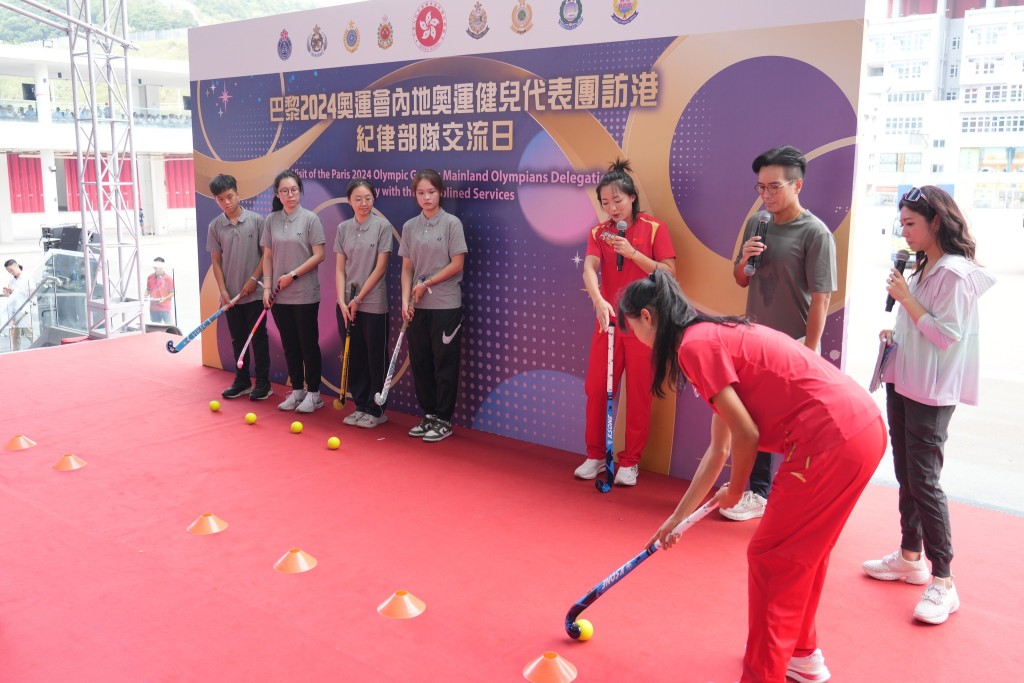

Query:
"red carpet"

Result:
[[1, 334, 1021, 682]]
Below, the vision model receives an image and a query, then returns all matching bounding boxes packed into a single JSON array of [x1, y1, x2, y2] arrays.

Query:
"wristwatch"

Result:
[[290, 270, 299, 280]]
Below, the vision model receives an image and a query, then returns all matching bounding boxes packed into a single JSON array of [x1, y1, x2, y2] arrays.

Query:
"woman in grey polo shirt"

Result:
[[399, 169, 468, 443], [335, 178, 393, 428], [261, 170, 327, 414]]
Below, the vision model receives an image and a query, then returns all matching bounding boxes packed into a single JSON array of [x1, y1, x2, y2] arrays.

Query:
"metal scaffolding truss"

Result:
[[1, 0, 143, 339]]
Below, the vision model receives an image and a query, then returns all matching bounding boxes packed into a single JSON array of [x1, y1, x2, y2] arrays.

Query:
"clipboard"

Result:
[[869, 340, 897, 393]]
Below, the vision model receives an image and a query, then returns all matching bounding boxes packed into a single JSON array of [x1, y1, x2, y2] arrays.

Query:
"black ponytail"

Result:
[[618, 270, 748, 397], [595, 158, 641, 220]]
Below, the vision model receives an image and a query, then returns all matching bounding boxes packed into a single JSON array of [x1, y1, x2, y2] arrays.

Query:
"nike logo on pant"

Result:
[[442, 323, 462, 345]]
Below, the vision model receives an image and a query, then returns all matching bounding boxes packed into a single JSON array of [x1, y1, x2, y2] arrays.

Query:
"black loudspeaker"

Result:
[[182, 95, 191, 111], [22, 83, 36, 101]]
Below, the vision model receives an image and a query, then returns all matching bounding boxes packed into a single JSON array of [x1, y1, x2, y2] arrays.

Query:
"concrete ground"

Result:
[[3, 208, 1021, 514]]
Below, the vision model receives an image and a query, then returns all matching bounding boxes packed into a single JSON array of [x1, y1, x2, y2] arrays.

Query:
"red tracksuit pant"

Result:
[[742, 416, 886, 683], [583, 327, 654, 468]]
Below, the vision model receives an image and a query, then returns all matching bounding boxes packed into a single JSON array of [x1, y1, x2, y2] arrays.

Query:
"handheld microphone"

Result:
[[615, 220, 628, 271], [743, 211, 771, 276], [885, 249, 911, 312]]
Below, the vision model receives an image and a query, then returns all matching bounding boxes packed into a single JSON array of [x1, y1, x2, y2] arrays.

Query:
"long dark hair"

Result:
[[898, 185, 976, 275], [618, 270, 748, 398], [271, 170, 303, 212], [595, 158, 640, 220]]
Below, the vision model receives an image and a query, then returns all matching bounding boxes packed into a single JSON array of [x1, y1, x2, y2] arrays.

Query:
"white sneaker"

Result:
[[913, 582, 959, 624], [357, 413, 388, 429], [719, 491, 767, 521], [862, 550, 930, 585], [614, 464, 639, 486], [278, 389, 307, 411], [295, 391, 324, 413], [573, 458, 606, 480], [787, 648, 831, 683], [343, 410, 367, 426]]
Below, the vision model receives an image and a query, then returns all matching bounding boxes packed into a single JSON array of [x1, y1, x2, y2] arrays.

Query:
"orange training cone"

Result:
[[523, 651, 577, 683], [273, 548, 317, 573], [51, 453, 87, 471], [187, 513, 229, 535], [4, 434, 37, 450], [376, 590, 426, 619]]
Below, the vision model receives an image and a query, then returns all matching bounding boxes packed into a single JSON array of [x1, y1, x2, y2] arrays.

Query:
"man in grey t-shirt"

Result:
[[727, 145, 838, 522]]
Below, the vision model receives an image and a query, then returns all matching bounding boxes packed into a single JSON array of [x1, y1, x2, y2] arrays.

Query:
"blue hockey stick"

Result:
[[564, 499, 718, 638], [596, 324, 615, 493], [166, 293, 241, 354]]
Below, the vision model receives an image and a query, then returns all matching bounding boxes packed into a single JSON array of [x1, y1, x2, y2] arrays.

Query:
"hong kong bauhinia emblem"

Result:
[[467, 2, 489, 39], [413, 2, 447, 52], [558, 0, 583, 31], [277, 29, 292, 60], [511, 1, 533, 34], [307, 24, 327, 57]]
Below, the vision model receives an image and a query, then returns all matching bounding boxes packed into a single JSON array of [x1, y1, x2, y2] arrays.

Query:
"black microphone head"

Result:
[[895, 249, 911, 272], [756, 210, 770, 225], [616, 220, 628, 236]]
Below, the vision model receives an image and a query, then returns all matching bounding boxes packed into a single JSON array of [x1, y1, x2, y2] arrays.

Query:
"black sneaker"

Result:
[[408, 415, 436, 438], [222, 379, 253, 399], [423, 419, 452, 443], [249, 379, 273, 401]]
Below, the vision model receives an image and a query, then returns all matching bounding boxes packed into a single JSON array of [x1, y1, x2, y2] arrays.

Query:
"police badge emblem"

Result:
[[466, 2, 489, 39], [377, 16, 394, 49], [344, 20, 360, 53], [277, 29, 292, 61], [511, 0, 533, 34], [307, 24, 327, 57], [558, 0, 583, 31]]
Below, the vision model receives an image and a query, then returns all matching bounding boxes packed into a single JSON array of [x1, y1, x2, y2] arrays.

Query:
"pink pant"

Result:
[[741, 416, 886, 683], [583, 327, 654, 468]]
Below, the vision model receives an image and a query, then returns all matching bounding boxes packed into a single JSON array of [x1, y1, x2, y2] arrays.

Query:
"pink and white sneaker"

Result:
[[787, 648, 831, 682]]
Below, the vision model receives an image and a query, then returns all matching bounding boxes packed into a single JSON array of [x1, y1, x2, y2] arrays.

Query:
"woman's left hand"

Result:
[[713, 483, 742, 512], [276, 274, 293, 291]]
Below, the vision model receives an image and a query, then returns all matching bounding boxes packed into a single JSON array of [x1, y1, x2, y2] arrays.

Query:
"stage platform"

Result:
[[1, 334, 1020, 681]]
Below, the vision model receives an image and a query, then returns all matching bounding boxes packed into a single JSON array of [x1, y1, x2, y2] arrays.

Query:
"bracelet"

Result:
[[632, 247, 638, 258], [249, 276, 260, 284]]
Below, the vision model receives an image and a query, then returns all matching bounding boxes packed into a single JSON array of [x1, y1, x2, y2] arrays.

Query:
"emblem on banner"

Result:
[[466, 2, 489, 39], [344, 20, 361, 53], [307, 24, 327, 57], [611, 0, 638, 25], [413, 1, 447, 52], [277, 29, 293, 61], [377, 16, 394, 49], [558, 0, 583, 31], [511, 1, 533, 34]]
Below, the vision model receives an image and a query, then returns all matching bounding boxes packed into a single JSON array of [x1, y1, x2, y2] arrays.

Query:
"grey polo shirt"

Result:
[[333, 213, 393, 314], [398, 208, 468, 310], [260, 206, 326, 305], [207, 208, 265, 305]]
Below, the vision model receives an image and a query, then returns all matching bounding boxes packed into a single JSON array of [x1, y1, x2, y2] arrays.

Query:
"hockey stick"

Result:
[[596, 324, 615, 493], [374, 315, 409, 406], [236, 283, 281, 369], [166, 293, 241, 354], [337, 282, 357, 408], [564, 499, 718, 638]]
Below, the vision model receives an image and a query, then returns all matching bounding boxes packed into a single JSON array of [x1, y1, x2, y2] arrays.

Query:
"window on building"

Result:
[[960, 114, 1024, 134], [970, 24, 1007, 47], [867, 65, 885, 78], [951, 36, 961, 50], [879, 153, 899, 172], [933, 139, 946, 148], [950, 63, 959, 78], [887, 91, 927, 103], [884, 117, 925, 135], [932, 164, 944, 173], [945, 90, 959, 101], [963, 87, 978, 103], [948, 0, 986, 21], [904, 153, 923, 173]]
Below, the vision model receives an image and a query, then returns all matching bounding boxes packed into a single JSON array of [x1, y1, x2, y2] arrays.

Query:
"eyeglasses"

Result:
[[754, 179, 797, 196], [277, 187, 301, 196], [902, 186, 930, 207]]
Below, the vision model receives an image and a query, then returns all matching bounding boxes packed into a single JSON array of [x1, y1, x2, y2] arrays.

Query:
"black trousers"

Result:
[[407, 307, 463, 422], [271, 302, 322, 392], [750, 451, 776, 498], [225, 300, 270, 382], [886, 383, 956, 578], [336, 307, 389, 417]]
